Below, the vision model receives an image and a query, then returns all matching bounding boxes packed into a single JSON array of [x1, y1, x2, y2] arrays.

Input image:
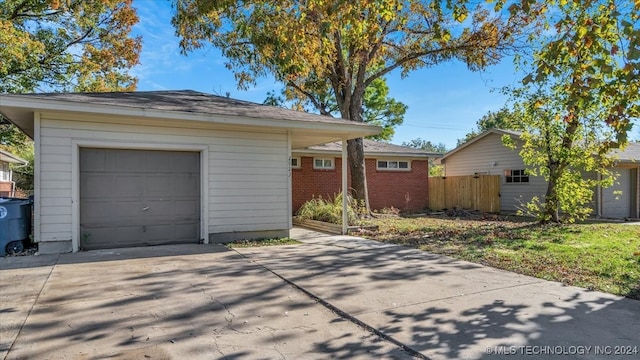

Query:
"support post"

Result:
[[342, 138, 348, 235]]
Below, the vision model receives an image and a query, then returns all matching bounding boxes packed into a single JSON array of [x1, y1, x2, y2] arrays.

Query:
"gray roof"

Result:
[[296, 139, 441, 158], [9, 90, 368, 126], [439, 128, 640, 164], [610, 142, 640, 163]]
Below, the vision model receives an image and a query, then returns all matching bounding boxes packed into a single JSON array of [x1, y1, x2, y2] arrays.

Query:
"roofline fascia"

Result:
[[0, 95, 381, 138], [292, 148, 438, 158], [0, 149, 28, 165]]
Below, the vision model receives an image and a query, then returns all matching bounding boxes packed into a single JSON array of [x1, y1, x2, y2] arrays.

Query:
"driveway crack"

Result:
[[230, 248, 428, 360], [3, 254, 60, 360]]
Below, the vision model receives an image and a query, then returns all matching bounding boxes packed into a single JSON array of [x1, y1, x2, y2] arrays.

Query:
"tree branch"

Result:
[[287, 81, 333, 116]]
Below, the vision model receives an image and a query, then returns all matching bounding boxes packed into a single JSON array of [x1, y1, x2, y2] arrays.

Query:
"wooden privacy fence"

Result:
[[429, 175, 500, 213]]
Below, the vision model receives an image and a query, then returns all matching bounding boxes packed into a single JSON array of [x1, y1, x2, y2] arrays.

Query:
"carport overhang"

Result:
[[1, 92, 379, 241]]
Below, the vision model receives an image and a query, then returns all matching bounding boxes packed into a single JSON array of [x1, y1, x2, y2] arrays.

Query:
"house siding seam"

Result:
[[38, 115, 290, 246], [292, 156, 429, 213]]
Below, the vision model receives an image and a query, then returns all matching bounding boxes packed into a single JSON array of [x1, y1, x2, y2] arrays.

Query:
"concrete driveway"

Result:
[[1, 228, 639, 359]]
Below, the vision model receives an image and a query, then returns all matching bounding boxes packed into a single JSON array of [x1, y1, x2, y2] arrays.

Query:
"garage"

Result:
[[0, 90, 381, 254], [80, 148, 200, 250]]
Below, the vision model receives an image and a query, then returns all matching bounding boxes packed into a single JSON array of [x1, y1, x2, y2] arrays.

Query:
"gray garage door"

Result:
[[602, 168, 632, 218], [80, 148, 200, 250]]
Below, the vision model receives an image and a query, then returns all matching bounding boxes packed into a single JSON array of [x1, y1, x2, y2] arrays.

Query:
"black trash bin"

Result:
[[0, 197, 33, 256]]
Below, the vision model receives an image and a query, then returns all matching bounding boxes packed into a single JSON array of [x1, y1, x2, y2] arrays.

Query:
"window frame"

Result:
[[504, 169, 530, 183], [313, 157, 334, 170], [377, 159, 411, 171], [290, 156, 301, 169], [0, 162, 10, 182]]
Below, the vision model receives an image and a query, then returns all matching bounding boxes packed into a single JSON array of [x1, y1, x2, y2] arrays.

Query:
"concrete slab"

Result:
[[0, 244, 411, 359], [236, 228, 640, 360], [0, 254, 59, 358]]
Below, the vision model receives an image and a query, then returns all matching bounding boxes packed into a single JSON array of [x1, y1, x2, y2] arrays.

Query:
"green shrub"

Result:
[[296, 192, 363, 225]]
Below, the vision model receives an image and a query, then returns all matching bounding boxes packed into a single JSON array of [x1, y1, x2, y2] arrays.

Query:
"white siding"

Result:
[[37, 114, 289, 244], [443, 133, 548, 212]]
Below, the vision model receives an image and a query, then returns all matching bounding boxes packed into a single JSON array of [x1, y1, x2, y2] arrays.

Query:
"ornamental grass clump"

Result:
[[296, 193, 362, 225]]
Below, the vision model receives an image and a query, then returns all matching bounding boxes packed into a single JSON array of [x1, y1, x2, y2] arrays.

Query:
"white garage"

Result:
[[0, 91, 380, 253]]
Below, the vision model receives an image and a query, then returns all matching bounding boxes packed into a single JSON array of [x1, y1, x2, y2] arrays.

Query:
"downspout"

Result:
[[342, 138, 348, 235]]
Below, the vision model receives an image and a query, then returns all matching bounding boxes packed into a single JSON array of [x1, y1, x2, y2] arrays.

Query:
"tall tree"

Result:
[[172, 0, 535, 209], [1, 0, 142, 193], [507, 0, 640, 223], [0, 0, 141, 93], [402, 138, 447, 176], [265, 77, 407, 141], [457, 107, 519, 146]]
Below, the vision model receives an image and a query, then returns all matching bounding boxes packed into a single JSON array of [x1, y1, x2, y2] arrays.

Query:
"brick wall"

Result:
[[0, 181, 12, 197], [292, 156, 429, 213]]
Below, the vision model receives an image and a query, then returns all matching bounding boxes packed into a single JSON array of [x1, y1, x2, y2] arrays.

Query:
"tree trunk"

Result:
[[344, 88, 370, 213], [347, 137, 370, 211], [544, 164, 561, 223]]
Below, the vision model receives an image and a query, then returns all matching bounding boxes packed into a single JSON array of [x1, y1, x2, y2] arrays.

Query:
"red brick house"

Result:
[[292, 139, 440, 213], [0, 148, 28, 197]]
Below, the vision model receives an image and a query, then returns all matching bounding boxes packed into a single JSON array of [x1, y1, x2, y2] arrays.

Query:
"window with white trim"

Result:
[[290, 157, 301, 168], [313, 158, 334, 169], [505, 169, 529, 183], [0, 163, 9, 181], [377, 160, 410, 170]]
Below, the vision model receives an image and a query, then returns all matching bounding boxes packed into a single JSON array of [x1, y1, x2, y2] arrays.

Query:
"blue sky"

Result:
[[131, 0, 526, 150]]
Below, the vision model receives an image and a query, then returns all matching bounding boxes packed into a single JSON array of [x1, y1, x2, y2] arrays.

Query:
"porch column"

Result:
[[342, 138, 348, 235]]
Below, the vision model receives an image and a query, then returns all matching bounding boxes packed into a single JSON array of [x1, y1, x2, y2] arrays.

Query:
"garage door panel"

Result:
[[81, 201, 117, 223], [114, 201, 147, 218], [144, 200, 174, 217], [145, 176, 171, 194], [113, 150, 147, 172], [80, 175, 114, 198], [175, 200, 199, 217], [115, 175, 144, 197], [80, 148, 200, 250], [171, 152, 201, 172], [171, 174, 200, 195], [145, 224, 174, 241], [79, 149, 107, 171], [175, 223, 199, 240]]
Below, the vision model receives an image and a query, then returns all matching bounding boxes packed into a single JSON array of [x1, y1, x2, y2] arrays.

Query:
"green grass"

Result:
[[360, 216, 640, 300], [225, 237, 301, 248]]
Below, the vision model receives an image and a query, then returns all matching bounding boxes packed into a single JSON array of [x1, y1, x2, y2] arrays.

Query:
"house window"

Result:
[[505, 169, 529, 183], [313, 158, 334, 169], [377, 160, 410, 170], [290, 157, 301, 168], [0, 163, 9, 181]]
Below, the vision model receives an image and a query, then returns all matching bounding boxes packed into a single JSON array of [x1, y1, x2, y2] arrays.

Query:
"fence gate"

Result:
[[429, 175, 500, 213]]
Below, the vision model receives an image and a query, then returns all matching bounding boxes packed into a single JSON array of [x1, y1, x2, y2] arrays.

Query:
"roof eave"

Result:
[[292, 148, 438, 158], [0, 150, 28, 165], [0, 95, 381, 140]]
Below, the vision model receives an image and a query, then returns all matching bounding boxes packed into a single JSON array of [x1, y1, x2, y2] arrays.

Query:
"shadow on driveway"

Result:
[[234, 230, 640, 360], [0, 244, 411, 359]]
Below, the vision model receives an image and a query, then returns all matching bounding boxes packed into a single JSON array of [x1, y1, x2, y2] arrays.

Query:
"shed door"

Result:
[[80, 148, 200, 250], [602, 168, 632, 218]]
